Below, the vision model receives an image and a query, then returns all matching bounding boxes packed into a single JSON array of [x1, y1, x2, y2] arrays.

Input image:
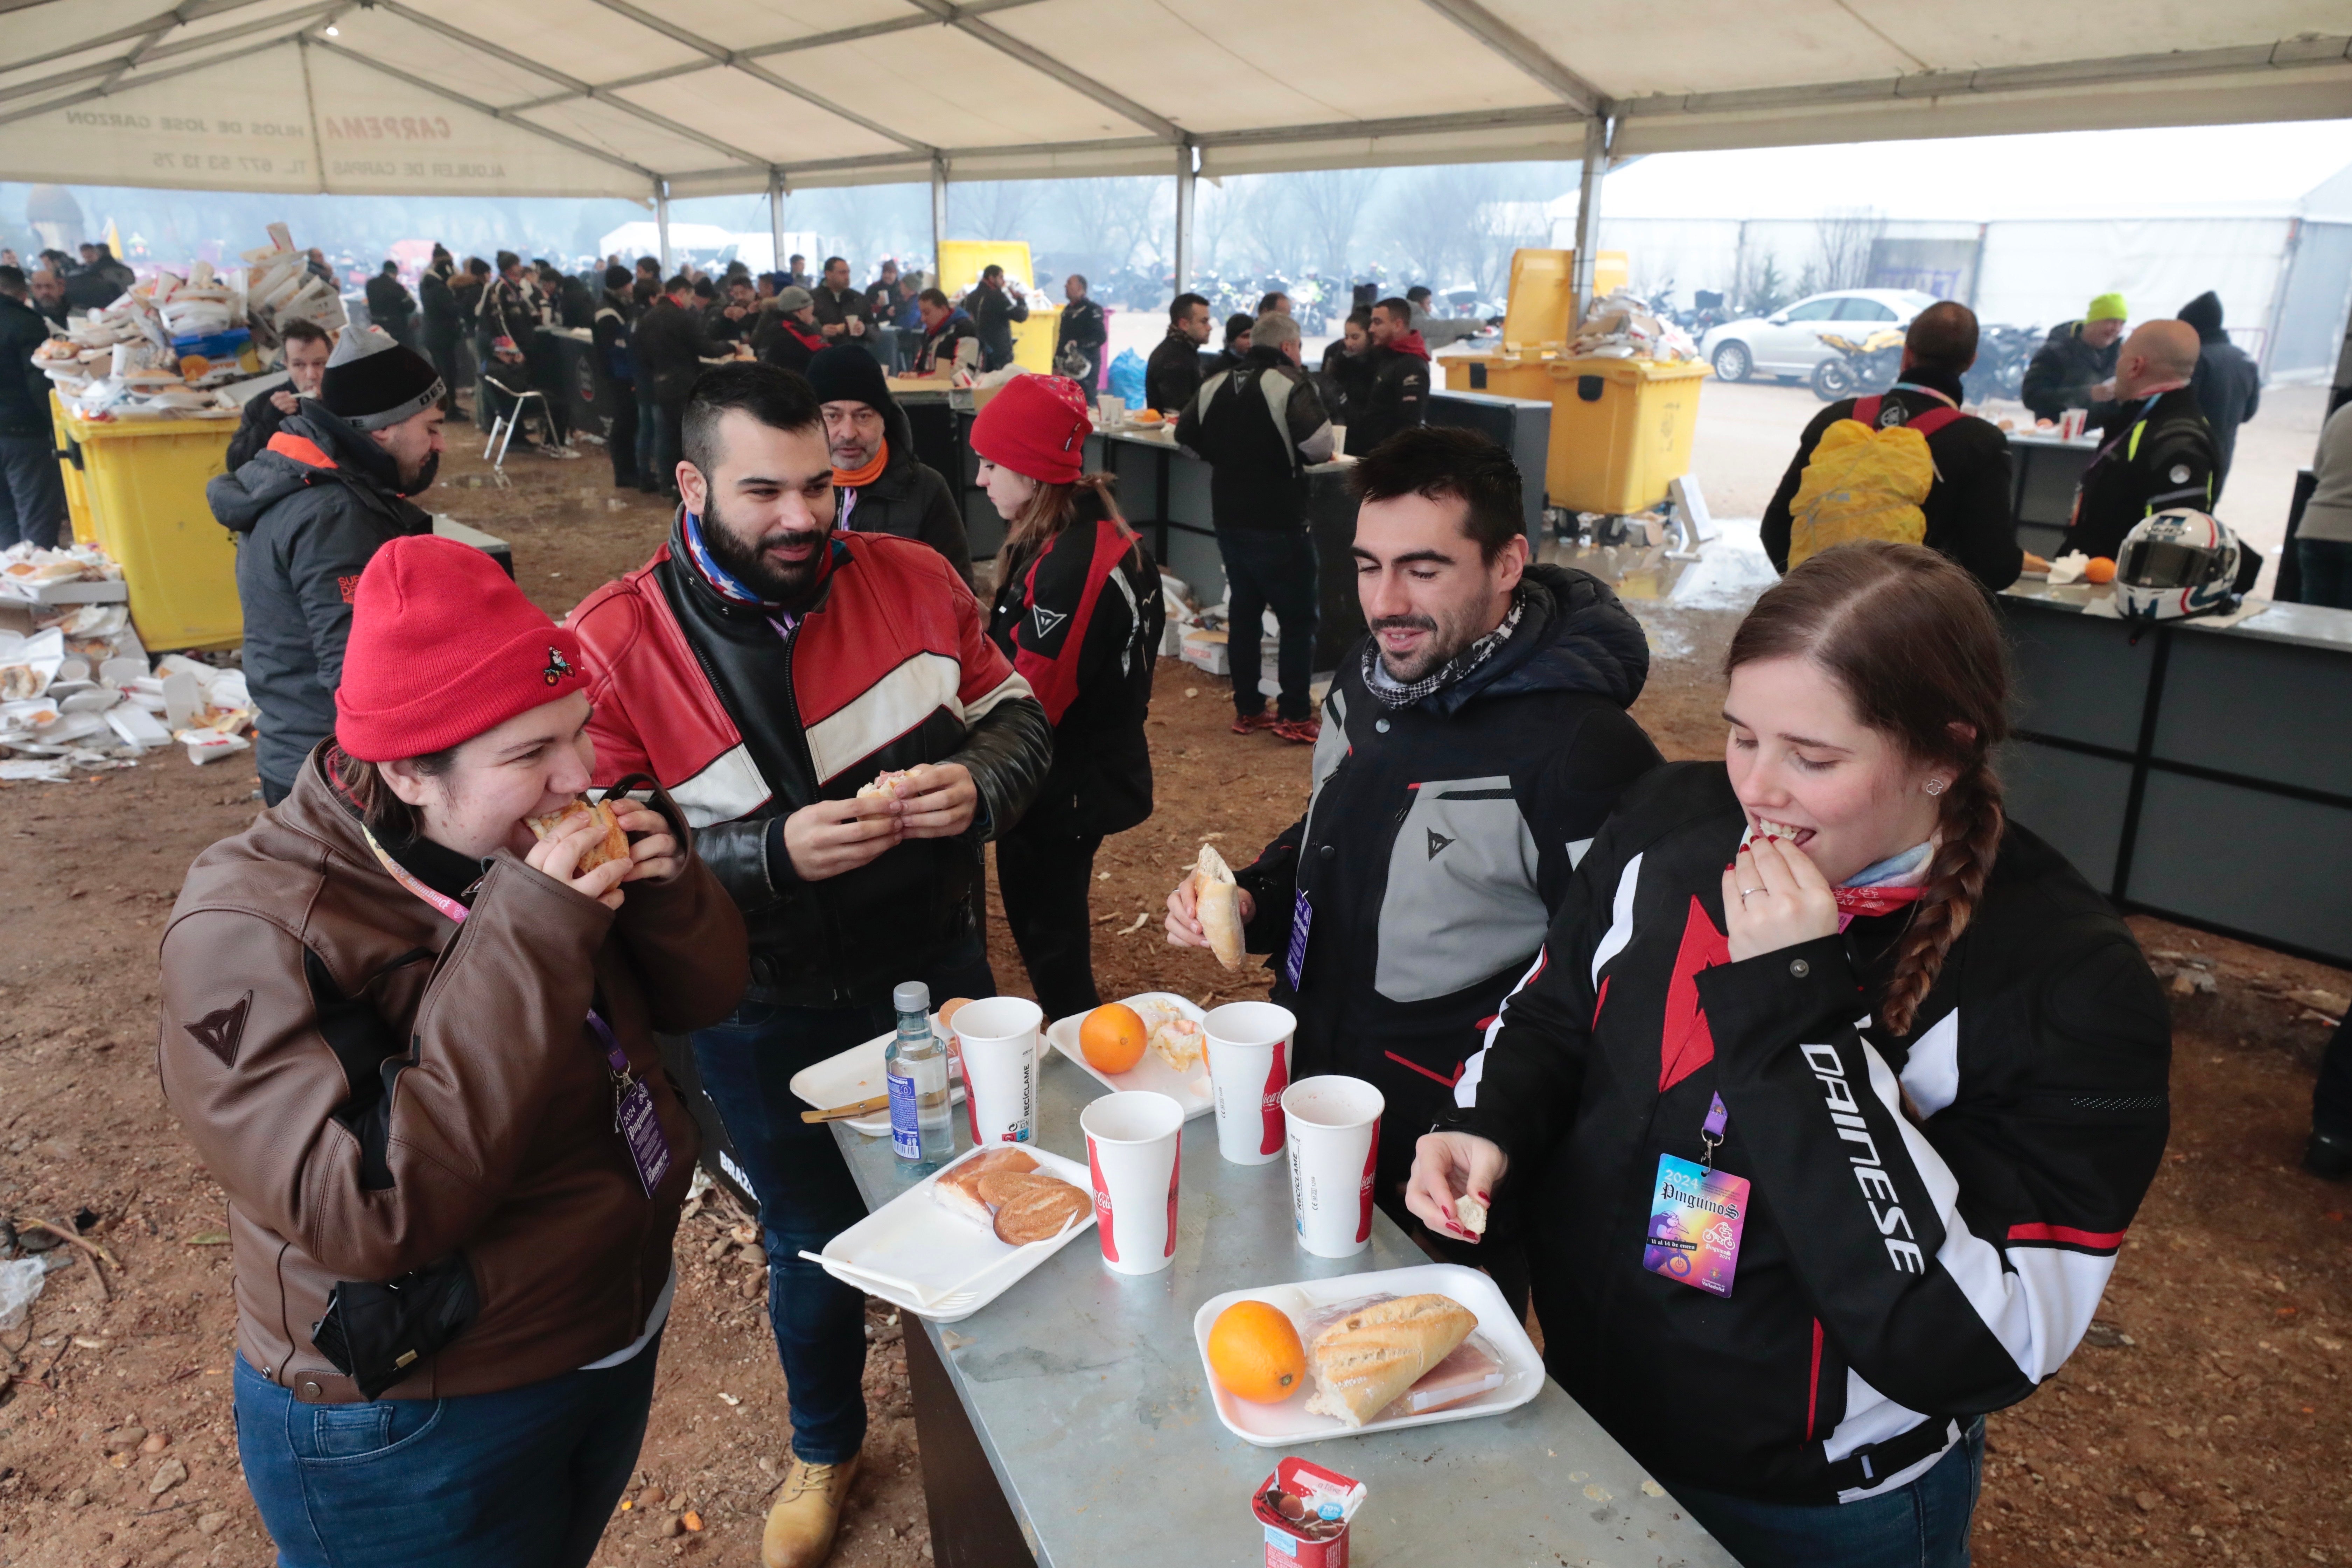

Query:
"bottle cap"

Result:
[[893, 981, 930, 1015]]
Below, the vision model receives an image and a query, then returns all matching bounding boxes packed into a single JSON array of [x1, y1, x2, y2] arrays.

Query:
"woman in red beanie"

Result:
[[970, 373, 1166, 1018], [157, 535, 748, 1568]]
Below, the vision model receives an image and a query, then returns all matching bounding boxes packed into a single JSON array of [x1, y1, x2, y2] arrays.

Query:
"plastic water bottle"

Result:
[[886, 981, 953, 1166]]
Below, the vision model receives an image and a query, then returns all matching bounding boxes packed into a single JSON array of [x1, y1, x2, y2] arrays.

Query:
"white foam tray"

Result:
[[1044, 992, 1215, 1120], [1191, 1263, 1545, 1446], [818, 1142, 1095, 1324], [789, 1020, 965, 1138]]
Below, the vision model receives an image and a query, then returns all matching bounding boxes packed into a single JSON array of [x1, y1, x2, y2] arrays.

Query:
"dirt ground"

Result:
[[0, 431, 2345, 1568]]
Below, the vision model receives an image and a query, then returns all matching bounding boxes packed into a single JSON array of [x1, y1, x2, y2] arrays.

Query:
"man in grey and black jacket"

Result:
[[207, 327, 446, 805], [1175, 310, 1334, 739], [1166, 426, 1661, 1209]]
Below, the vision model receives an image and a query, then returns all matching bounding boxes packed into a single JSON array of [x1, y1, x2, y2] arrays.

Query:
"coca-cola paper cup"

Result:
[[1080, 1090, 1185, 1275], [1283, 1076, 1383, 1258], [1203, 1001, 1293, 1166], [950, 996, 1042, 1147]]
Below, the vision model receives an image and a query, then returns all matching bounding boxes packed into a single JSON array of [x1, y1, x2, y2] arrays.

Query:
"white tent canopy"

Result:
[[1, 0, 2350, 201]]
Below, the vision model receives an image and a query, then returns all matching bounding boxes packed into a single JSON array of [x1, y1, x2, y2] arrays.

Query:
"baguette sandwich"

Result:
[[1194, 843, 1244, 969], [1302, 1293, 1478, 1427], [524, 795, 631, 873]]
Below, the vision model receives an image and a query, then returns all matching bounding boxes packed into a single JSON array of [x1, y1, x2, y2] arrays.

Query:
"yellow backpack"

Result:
[[1785, 394, 1962, 568]]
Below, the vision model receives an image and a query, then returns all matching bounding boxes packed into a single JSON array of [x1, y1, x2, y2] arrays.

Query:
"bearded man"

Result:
[[1162, 426, 1660, 1254], [566, 361, 1050, 1568]]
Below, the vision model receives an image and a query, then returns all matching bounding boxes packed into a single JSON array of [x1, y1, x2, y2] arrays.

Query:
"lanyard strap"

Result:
[[360, 823, 631, 1078], [1888, 380, 1957, 409], [1701, 1092, 1727, 1169]]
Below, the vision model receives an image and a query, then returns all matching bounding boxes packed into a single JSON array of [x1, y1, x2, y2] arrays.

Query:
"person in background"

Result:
[[1175, 310, 1334, 742], [1352, 296, 1430, 455], [1257, 291, 1292, 318], [760, 286, 826, 377], [303, 246, 334, 284], [633, 274, 740, 498], [2176, 291, 2260, 499], [2294, 399, 2352, 611], [453, 259, 490, 424], [890, 269, 925, 331], [1413, 541, 2168, 1568], [707, 275, 759, 346], [1055, 273, 1107, 389], [1208, 312, 1254, 378], [2022, 293, 2127, 423], [2063, 320, 2217, 564], [568, 364, 1051, 1568], [419, 246, 467, 416], [975, 375, 1165, 1019], [784, 253, 811, 291], [1318, 305, 1375, 431], [1146, 292, 1213, 413], [478, 251, 553, 455], [226, 317, 335, 471], [806, 344, 973, 587], [1761, 301, 2031, 592], [1405, 284, 1437, 332], [366, 260, 416, 349], [0, 266, 68, 551], [28, 266, 69, 331], [208, 327, 446, 806], [635, 255, 662, 296], [862, 259, 901, 323], [912, 288, 980, 378], [162, 534, 745, 1568], [592, 264, 640, 492], [1167, 426, 1660, 1271], [811, 257, 871, 344], [962, 264, 1030, 372], [65, 241, 132, 310]]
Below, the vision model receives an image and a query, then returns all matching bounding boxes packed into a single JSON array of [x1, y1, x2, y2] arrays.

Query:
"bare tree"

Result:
[[1812, 206, 1886, 292], [1290, 168, 1381, 283], [1059, 176, 1157, 283], [953, 180, 1043, 243]]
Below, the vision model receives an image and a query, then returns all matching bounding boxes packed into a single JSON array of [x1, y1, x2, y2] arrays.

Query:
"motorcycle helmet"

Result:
[[2114, 509, 2241, 622]]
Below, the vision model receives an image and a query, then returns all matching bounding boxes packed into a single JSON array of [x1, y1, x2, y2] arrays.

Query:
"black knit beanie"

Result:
[[806, 344, 893, 413], [321, 325, 445, 431]]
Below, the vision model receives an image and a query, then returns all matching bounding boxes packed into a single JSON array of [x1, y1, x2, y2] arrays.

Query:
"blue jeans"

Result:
[[233, 1337, 658, 1568], [1670, 1420, 1984, 1568], [691, 939, 995, 1466], [2299, 537, 2352, 610], [1217, 527, 1320, 721], [634, 381, 660, 489], [0, 433, 66, 550]]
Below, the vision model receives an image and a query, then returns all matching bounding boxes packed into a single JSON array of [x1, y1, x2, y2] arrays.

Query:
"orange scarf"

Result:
[[832, 439, 887, 490]]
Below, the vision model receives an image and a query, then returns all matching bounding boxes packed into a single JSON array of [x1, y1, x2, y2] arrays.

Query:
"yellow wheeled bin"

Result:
[[51, 402, 242, 651], [1438, 352, 1559, 400], [1544, 356, 1710, 516], [49, 393, 97, 546]]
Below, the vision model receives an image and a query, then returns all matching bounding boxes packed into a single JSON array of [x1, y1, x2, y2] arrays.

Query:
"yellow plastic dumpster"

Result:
[[51, 404, 242, 651], [1544, 357, 1710, 516], [936, 239, 1063, 374], [49, 392, 97, 546], [1439, 352, 1559, 399]]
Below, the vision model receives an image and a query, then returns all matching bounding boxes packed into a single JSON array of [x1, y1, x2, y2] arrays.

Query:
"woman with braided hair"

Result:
[[1406, 541, 2171, 1567]]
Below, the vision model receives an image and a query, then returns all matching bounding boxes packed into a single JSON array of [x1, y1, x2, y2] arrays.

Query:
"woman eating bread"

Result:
[[1408, 544, 2170, 1566], [157, 536, 747, 1568]]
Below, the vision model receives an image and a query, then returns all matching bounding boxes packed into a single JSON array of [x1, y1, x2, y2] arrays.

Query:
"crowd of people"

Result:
[[0, 217, 2309, 1568]]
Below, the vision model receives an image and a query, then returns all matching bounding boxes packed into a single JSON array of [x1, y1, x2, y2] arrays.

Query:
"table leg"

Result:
[[905, 1321, 1037, 1568]]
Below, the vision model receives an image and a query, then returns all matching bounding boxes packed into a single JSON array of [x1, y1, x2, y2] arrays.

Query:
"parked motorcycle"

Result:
[[1961, 322, 2039, 406], [1810, 328, 1905, 401]]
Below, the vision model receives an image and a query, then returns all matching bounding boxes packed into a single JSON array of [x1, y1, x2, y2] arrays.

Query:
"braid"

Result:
[[1880, 762, 2003, 1037]]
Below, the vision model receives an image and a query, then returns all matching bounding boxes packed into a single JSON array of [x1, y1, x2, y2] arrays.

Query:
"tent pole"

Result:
[[930, 155, 947, 282], [1569, 109, 1614, 328], [656, 179, 672, 273], [1173, 141, 1196, 298], [768, 170, 786, 275]]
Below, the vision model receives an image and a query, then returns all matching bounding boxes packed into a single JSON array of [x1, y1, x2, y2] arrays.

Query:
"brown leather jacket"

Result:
[[156, 757, 748, 1403]]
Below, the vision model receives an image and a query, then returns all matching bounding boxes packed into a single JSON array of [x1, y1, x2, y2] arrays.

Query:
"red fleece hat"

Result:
[[969, 373, 1092, 485], [335, 535, 589, 761]]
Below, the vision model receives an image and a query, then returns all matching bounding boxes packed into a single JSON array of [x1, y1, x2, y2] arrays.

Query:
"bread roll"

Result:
[[524, 795, 631, 873], [1303, 1293, 1478, 1427], [990, 1176, 1091, 1244], [1194, 843, 1244, 969], [1454, 1194, 1488, 1237], [931, 1148, 1037, 1228]]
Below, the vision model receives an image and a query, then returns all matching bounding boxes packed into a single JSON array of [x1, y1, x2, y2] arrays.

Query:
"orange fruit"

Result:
[[1208, 1300, 1307, 1404], [1079, 1003, 1147, 1074], [2085, 556, 2117, 585]]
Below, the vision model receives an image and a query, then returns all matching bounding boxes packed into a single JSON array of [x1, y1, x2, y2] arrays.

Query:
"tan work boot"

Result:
[[761, 1451, 861, 1568]]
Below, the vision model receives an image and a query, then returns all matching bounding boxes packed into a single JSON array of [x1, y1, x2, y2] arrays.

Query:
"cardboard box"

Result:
[[1254, 1456, 1365, 1568]]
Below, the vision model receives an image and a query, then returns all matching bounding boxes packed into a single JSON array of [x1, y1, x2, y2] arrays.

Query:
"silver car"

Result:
[[1700, 289, 1940, 383]]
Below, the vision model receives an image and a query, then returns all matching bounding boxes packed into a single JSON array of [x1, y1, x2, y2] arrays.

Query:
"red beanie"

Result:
[[335, 535, 589, 761], [969, 373, 1092, 485]]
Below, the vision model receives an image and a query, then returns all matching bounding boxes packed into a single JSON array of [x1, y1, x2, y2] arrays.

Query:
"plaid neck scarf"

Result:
[[1363, 592, 1524, 709]]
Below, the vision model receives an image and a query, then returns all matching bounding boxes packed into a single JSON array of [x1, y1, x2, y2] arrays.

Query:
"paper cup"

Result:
[[1203, 1001, 1293, 1166], [1097, 393, 1124, 426], [1329, 424, 1347, 458], [1081, 1091, 1185, 1274], [950, 996, 1042, 1146], [1283, 1076, 1383, 1258]]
